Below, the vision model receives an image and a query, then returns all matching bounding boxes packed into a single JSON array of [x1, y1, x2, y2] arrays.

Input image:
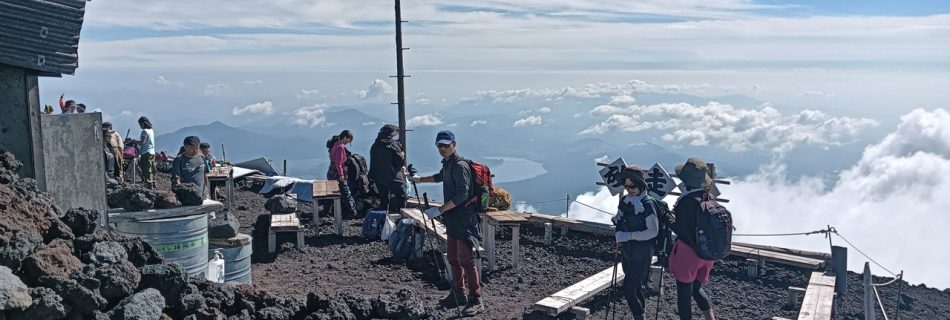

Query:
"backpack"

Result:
[[345, 153, 368, 182], [362, 210, 388, 240], [123, 146, 137, 159], [388, 218, 425, 261], [642, 195, 674, 257], [691, 193, 733, 261], [462, 160, 493, 212]]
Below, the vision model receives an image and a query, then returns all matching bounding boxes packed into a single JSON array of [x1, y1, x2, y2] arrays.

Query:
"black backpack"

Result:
[[388, 218, 425, 261], [691, 193, 733, 261], [642, 195, 674, 257]]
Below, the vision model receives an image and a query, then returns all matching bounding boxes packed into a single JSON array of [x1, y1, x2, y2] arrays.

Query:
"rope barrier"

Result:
[[833, 230, 898, 277], [733, 230, 828, 237], [570, 200, 616, 216]]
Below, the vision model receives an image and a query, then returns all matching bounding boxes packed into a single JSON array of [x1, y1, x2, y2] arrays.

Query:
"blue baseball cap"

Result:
[[435, 130, 455, 145]]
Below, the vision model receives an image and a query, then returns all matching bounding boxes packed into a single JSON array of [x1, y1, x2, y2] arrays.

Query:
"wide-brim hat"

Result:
[[675, 158, 712, 189], [617, 164, 646, 188]]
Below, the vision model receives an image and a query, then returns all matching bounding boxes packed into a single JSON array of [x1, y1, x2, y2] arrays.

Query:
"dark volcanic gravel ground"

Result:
[[212, 176, 950, 320]]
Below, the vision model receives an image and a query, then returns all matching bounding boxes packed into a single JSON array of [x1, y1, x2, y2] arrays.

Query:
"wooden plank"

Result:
[[731, 244, 825, 270], [207, 165, 233, 180], [312, 180, 341, 199], [734, 242, 832, 261], [406, 197, 443, 208], [399, 208, 483, 251], [525, 213, 614, 236], [333, 198, 343, 236], [486, 210, 529, 224], [798, 272, 836, 320], [512, 225, 520, 270], [534, 256, 657, 316], [108, 200, 224, 222], [270, 214, 302, 231]]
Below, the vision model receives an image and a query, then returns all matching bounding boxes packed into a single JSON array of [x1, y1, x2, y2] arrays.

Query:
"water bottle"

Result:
[[207, 250, 225, 283], [698, 230, 709, 255]]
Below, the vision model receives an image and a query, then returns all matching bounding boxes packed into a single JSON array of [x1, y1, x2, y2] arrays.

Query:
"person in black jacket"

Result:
[[369, 124, 407, 212], [669, 158, 716, 320], [613, 165, 660, 320], [411, 130, 484, 316]]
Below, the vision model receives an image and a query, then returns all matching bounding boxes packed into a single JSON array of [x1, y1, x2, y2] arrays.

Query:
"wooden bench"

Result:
[[797, 271, 836, 320], [731, 243, 825, 270], [311, 180, 343, 236], [483, 210, 529, 271], [269, 213, 304, 253], [533, 256, 657, 316]]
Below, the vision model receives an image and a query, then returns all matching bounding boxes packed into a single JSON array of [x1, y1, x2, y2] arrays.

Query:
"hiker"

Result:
[[612, 165, 659, 320], [137, 116, 157, 188], [411, 130, 484, 316], [200, 143, 220, 198], [102, 122, 125, 181], [327, 130, 358, 217], [369, 124, 407, 212], [669, 158, 717, 320], [172, 136, 208, 197]]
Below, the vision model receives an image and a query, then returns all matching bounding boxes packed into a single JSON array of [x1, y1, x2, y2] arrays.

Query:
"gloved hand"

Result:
[[410, 175, 422, 183], [424, 207, 442, 219]]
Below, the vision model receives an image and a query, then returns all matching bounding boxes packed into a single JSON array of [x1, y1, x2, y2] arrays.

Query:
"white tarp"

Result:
[[258, 176, 315, 202]]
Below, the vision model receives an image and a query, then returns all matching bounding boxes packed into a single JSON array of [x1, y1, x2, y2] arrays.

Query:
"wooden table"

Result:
[[207, 165, 235, 211], [312, 180, 343, 236], [483, 210, 529, 271]]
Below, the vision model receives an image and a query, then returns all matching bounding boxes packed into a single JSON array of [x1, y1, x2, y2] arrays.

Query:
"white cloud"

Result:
[[573, 108, 950, 288], [416, 98, 432, 105], [408, 113, 443, 127], [799, 90, 835, 98], [232, 101, 274, 116], [357, 79, 395, 100], [581, 102, 879, 153], [296, 89, 321, 99], [539, 107, 552, 113], [291, 104, 329, 127], [153, 75, 183, 87], [202, 83, 230, 96], [470, 120, 488, 127], [513, 115, 543, 127], [362, 121, 376, 126], [607, 94, 636, 106], [119, 110, 134, 117]]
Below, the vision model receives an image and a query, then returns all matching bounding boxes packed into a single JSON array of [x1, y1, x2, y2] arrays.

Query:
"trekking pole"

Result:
[[654, 241, 668, 319], [606, 244, 620, 320], [423, 192, 463, 317], [419, 191, 444, 277]]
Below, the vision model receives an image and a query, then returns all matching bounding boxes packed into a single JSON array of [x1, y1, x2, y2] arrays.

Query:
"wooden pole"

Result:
[[220, 144, 227, 163], [394, 0, 408, 157], [543, 222, 552, 245], [832, 245, 848, 296], [283, 159, 287, 176], [864, 262, 876, 320], [511, 225, 520, 270]]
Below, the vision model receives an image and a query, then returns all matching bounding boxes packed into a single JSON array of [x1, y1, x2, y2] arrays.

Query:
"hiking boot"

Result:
[[439, 291, 466, 307], [462, 294, 483, 316]]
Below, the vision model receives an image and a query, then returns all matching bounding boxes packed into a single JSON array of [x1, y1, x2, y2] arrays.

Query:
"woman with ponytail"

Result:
[[327, 130, 357, 217]]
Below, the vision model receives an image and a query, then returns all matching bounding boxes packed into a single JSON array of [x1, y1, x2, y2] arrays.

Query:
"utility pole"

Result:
[[393, 0, 410, 156]]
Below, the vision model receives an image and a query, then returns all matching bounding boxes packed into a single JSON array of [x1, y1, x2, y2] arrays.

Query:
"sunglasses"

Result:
[[624, 184, 638, 190], [436, 143, 452, 149]]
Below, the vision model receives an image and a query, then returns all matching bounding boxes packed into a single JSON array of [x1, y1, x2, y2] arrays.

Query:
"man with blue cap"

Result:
[[411, 130, 484, 316]]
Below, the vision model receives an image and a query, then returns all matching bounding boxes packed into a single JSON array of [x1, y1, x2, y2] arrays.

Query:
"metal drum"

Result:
[[113, 213, 209, 278], [209, 233, 253, 284]]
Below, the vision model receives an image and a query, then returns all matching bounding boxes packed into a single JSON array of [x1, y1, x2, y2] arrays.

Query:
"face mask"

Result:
[[392, 134, 400, 141]]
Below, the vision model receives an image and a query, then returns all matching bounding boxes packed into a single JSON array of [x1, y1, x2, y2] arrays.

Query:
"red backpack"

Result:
[[463, 160, 494, 212]]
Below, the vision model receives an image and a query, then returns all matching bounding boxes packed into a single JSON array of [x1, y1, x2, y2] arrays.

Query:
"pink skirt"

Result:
[[668, 239, 715, 283]]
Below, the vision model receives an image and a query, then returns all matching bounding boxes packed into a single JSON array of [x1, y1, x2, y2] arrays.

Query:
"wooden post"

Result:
[[334, 198, 343, 236], [283, 159, 287, 176], [746, 258, 759, 278], [268, 230, 276, 253], [649, 265, 664, 296], [296, 230, 304, 248], [511, 225, 520, 270], [564, 193, 570, 218], [569, 307, 590, 320], [786, 286, 806, 309], [560, 226, 568, 237], [832, 245, 848, 296], [487, 223, 497, 271], [543, 222, 552, 245], [220, 144, 227, 163], [312, 201, 320, 231], [863, 262, 875, 320]]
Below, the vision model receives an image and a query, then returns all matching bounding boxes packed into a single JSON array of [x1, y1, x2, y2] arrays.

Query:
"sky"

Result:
[[37, 1, 950, 288]]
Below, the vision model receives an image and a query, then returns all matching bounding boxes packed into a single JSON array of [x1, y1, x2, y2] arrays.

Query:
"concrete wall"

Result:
[[0, 64, 45, 187], [40, 113, 107, 215]]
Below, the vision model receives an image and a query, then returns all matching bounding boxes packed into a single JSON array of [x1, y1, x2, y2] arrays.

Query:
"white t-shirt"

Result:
[[139, 129, 155, 155]]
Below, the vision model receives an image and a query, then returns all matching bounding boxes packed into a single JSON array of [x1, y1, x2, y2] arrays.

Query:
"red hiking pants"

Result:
[[447, 235, 481, 296]]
